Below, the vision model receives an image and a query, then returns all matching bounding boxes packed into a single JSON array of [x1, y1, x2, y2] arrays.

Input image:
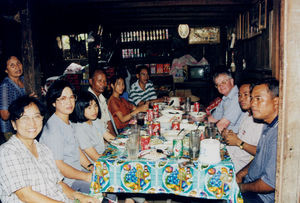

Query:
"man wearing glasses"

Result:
[[208, 71, 243, 133]]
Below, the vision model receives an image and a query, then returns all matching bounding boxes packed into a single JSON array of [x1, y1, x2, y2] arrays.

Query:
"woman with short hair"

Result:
[[0, 95, 99, 203]]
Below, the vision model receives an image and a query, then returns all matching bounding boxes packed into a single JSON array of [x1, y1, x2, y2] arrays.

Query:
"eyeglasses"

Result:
[[18, 114, 43, 124], [56, 94, 77, 103], [215, 78, 230, 88]]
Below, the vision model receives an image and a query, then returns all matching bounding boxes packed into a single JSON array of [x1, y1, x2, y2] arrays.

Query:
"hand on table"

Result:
[[104, 132, 116, 142], [137, 103, 149, 112], [222, 129, 241, 146], [75, 192, 101, 203]]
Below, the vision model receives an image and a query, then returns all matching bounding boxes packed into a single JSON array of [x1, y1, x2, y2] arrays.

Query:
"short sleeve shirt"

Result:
[[0, 76, 26, 133], [226, 112, 264, 172], [212, 85, 243, 133], [88, 87, 111, 128], [108, 96, 133, 129], [40, 113, 82, 186], [128, 80, 157, 106], [74, 119, 106, 157], [244, 116, 278, 203], [0, 135, 71, 203]]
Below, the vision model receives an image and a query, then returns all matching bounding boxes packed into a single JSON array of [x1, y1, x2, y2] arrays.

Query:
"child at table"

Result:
[[72, 91, 115, 162]]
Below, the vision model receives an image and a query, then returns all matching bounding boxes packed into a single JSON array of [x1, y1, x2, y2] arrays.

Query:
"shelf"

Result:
[[121, 39, 171, 47]]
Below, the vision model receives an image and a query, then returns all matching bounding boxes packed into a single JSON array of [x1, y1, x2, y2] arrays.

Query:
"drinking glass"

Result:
[[189, 130, 200, 160], [137, 112, 145, 126], [185, 97, 191, 113], [205, 122, 217, 139], [126, 138, 139, 160]]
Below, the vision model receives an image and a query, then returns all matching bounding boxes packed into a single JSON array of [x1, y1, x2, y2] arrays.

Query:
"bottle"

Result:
[[230, 52, 236, 72]]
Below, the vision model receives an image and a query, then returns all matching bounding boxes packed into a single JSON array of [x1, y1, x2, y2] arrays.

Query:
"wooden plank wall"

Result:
[[276, 0, 300, 202]]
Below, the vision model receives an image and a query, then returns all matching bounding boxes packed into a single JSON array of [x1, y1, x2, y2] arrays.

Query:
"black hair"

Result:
[[238, 79, 257, 92], [213, 71, 232, 83], [9, 95, 46, 122], [89, 68, 106, 79], [253, 78, 279, 98], [45, 80, 76, 113], [135, 65, 149, 75], [71, 91, 101, 123], [110, 74, 125, 86]]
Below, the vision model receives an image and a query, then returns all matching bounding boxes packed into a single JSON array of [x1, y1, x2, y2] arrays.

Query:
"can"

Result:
[[194, 102, 200, 112], [172, 121, 180, 130], [152, 121, 160, 136], [148, 122, 153, 136], [146, 109, 154, 122], [141, 134, 150, 150], [172, 138, 183, 158], [153, 111, 159, 119], [153, 103, 159, 113]]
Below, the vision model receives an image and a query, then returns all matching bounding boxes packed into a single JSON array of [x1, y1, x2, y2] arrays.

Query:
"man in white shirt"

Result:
[[222, 82, 263, 172], [89, 69, 116, 136]]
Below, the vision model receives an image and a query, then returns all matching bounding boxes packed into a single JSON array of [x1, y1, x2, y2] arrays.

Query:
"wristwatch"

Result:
[[239, 141, 245, 149]]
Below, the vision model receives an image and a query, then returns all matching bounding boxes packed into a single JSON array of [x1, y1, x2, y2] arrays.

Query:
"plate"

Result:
[[110, 138, 128, 149], [161, 109, 184, 116], [140, 149, 167, 160]]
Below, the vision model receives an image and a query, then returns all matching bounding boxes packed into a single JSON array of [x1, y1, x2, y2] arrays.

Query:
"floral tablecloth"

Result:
[[89, 145, 243, 203]]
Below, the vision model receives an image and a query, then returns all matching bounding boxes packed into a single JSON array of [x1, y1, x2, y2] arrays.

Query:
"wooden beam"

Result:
[[276, 0, 300, 202], [20, 0, 41, 96]]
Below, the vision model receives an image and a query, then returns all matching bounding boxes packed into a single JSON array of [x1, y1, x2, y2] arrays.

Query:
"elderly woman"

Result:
[[0, 95, 99, 203], [0, 56, 27, 141], [40, 80, 93, 194]]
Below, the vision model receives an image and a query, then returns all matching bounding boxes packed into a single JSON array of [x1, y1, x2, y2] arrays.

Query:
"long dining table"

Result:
[[89, 128, 244, 203]]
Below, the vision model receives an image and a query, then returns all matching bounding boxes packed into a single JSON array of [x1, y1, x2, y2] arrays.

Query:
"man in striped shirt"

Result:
[[129, 65, 164, 106]]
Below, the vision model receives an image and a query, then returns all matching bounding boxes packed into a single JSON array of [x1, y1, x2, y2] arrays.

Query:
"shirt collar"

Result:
[[268, 116, 278, 127], [222, 85, 239, 100]]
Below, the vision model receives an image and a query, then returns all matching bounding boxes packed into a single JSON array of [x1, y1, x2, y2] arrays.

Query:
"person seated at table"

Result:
[[236, 79, 279, 203], [0, 95, 99, 203], [40, 80, 93, 194], [71, 91, 115, 162], [108, 75, 148, 130], [208, 71, 243, 133], [222, 82, 264, 172], [128, 65, 166, 106]]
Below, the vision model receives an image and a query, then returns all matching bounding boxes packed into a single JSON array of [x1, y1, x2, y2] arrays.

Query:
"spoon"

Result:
[[177, 128, 185, 136], [196, 122, 201, 130]]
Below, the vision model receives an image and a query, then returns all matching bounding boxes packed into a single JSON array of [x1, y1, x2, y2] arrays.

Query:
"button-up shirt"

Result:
[[244, 116, 278, 203], [212, 85, 243, 133]]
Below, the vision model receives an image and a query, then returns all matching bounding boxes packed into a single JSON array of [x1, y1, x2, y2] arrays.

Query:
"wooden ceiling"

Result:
[[1, 0, 255, 31]]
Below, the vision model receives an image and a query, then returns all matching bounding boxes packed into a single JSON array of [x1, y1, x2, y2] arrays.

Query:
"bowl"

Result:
[[189, 111, 206, 122], [157, 116, 172, 130]]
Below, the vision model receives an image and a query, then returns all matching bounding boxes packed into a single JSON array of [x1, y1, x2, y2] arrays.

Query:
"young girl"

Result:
[[72, 91, 115, 162], [108, 75, 148, 131]]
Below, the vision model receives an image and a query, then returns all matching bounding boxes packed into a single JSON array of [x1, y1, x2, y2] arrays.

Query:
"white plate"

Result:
[[110, 138, 128, 149]]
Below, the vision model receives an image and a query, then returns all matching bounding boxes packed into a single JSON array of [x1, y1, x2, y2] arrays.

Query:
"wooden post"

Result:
[[276, 0, 300, 202], [20, 0, 41, 97]]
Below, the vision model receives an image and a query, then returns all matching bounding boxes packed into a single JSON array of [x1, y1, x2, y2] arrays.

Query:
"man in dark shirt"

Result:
[[236, 79, 279, 203]]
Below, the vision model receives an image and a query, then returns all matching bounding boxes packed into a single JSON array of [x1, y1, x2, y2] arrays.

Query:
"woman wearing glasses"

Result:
[[0, 95, 99, 202], [40, 80, 93, 194]]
